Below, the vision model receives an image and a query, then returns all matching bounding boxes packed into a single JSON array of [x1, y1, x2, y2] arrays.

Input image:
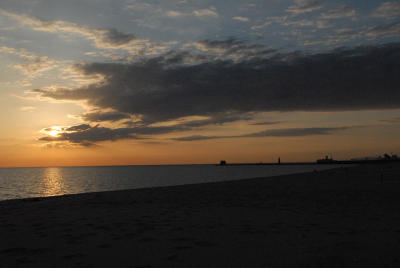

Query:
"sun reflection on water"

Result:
[[42, 167, 65, 197]]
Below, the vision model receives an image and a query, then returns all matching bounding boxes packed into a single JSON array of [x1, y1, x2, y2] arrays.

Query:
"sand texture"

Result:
[[1, 163, 400, 267]]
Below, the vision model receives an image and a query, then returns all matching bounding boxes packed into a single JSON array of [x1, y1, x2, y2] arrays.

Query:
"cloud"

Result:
[[14, 56, 55, 77], [0, 46, 56, 78], [193, 8, 218, 18], [373, 2, 400, 19], [286, 0, 322, 15], [251, 16, 287, 31], [65, 124, 91, 131], [250, 121, 282, 126], [251, 15, 332, 31], [38, 123, 190, 146], [39, 124, 136, 145], [190, 38, 276, 60], [173, 112, 254, 128], [0, 9, 157, 53], [365, 21, 400, 39], [191, 38, 244, 52], [282, 19, 314, 27], [233, 16, 249, 22], [304, 22, 400, 46], [320, 5, 356, 19], [33, 42, 400, 128], [122, 112, 253, 130], [172, 135, 222, 141], [251, 21, 272, 31], [315, 20, 333, 29], [166, 10, 186, 17], [81, 110, 131, 122], [172, 127, 350, 141], [249, 13, 335, 32], [242, 127, 349, 137], [99, 28, 136, 47], [38, 111, 256, 146]]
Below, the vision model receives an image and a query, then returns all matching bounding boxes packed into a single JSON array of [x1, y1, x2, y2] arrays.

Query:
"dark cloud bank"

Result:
[[35, 42, 400, 145], [81, 110, 131, 122], [39, 124, 350, 145], [172, 127, 350, 141]]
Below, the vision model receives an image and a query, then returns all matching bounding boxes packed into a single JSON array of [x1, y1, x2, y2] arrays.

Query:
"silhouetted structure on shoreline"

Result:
[[315, 153, 400, 164], [316, 155, 336, 164], [217, 153, 400, 166]]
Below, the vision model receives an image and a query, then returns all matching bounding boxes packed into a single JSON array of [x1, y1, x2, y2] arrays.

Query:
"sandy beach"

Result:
[[1, 163, 400, 267]]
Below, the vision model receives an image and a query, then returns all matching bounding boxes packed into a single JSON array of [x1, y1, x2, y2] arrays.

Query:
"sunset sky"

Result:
[[0, 0, 399, 167]]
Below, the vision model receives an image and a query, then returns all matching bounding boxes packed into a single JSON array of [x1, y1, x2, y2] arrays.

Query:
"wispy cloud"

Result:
[[0, 46, 57, 85], [286, 0, 322, 15], [242, 127, 349, 137], [250, 15, 332, 32], [0, 9, 162, 55], [166, 10, 186, 17], [233, 16, 249, 22], [171, 135, 221, 141], [172, 127, 351, 141], [193, 7, 218, 18], [190, 38, 276, 60], [320, 5, 356, 19], [251, 16, 287, 31], [303, 21, 400, 46], [38, 122, 351, 145], [167, 8, 219, 19], [38, 123, 186, 146], [171, 112, 254, 128], [81, 110, 131, 122], [250, 121, 282, 126], [373, 2, 400, 19], [365, 21, 400, 39], [14, 56, 55, 76]]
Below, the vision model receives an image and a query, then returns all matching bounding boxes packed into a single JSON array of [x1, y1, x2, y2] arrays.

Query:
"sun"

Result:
[[45, 126, 63, 137], [48, 130, 59, 137]]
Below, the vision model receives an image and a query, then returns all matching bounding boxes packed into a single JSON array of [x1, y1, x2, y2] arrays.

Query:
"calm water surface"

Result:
[[0, 164, 337, 201]]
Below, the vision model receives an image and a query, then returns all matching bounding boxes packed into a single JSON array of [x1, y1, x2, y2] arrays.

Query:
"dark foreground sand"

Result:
[[1, 163, 400, 267]]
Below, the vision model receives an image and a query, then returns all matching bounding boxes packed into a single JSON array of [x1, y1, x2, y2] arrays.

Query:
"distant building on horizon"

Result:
[[350, 153, 399, 161], [316, 155, 336, 164]]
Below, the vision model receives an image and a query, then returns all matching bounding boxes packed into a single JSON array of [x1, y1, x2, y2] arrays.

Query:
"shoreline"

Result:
[[1, 159, 398, 169], [0, 166, 340, 204], [0, 163, 339, 202], [1, 163, 400, 267]]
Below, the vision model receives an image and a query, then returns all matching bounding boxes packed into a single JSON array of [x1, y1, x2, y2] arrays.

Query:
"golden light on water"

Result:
[[42, 167, 64, 196]]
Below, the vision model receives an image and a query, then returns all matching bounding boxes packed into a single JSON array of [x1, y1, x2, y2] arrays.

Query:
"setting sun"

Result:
[[44, 127, 62, 137], [48, 130, 59, 137]]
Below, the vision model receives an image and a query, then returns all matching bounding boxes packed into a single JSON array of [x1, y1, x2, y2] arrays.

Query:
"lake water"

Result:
[[0, 164, 337, 201]]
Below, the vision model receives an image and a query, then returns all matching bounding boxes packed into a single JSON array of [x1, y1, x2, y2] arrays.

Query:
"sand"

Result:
[[1, 163, 400, 267]]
